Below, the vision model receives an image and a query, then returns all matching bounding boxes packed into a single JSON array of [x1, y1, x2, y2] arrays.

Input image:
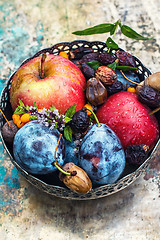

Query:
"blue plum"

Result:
[[64, 138, 79, 165], [116, 69, 140, 90], [13, 120, 65, 175], [79, 123, 126, 185]]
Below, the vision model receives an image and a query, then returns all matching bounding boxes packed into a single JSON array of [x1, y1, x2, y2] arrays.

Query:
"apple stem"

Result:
[[0, 109, 12, 129], [40, 53, 47, 79], [52, 134, 76, 176], [120, 70, 139, 85], [149, 106, 160, 116], [83, 107, 101, 127]]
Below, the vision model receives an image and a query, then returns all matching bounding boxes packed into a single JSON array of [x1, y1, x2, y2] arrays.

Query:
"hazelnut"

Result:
[[95, 66, 117, 85], [59, 162, 92, 194]]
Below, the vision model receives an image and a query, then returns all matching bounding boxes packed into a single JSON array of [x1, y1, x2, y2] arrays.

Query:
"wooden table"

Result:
[[0, 0, 160, 239]]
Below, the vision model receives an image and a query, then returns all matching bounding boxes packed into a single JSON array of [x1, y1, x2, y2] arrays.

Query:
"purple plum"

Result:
[[13, 120, 65, 175], [79, 123, 125, 185]]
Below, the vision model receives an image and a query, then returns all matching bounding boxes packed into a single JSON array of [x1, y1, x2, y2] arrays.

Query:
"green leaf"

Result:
[[18, 99, 25, 108], [106, 37, 119, 50], [49, 105, 57, 111], [116, 65, 137, 71], [14, 108, 26, 115], [72, 23, 114, 35], [107, 61, 117, 71], [65, 116, 72, 123], [65, 104, 76, 118], [110, 24, 117, 35], [30, 115, 38, 120], [86, 60, 102, 70], [64, 125, 73, 142], [121, 25, 151, 40]]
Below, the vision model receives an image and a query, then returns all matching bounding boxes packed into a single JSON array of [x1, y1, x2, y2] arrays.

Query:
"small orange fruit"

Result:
[[16, 120, 25, 128], [12, 114, 21, 125], [84, 104, 93, 115], [59, 51, 69, 59], [127, 86, 136, 93], [21, 113, 31, 123]]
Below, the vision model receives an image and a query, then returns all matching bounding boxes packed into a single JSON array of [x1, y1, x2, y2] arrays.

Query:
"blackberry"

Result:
[[125, 144, 149, 166], [70, 109, 90, 133]]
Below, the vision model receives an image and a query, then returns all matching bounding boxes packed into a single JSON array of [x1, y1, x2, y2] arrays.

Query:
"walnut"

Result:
[[95, 66, 117, 85]]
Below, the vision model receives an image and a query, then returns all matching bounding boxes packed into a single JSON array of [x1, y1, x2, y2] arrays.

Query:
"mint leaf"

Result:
[[30, 115, 38, 120], [107, 61, 117, 71], [116, 65, 137, 71], [49, 105, 56, 111], [65, 116, 72, 123], [64, 125, 73, 142], [18, 99, 25, 107], [121, 25, 151, 40], [106, 37, 119, 50], [14, 108, 26, 115], [72, 23, 114, 35], [65, 104, 76, 118], [86, 60, 102, 70]]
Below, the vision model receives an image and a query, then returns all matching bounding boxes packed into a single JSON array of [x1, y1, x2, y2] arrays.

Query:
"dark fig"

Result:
[[2, 120, 19, 144], [116, 50, 136, 67], [69, 47, 93, 60], [86, 77, 107, 106], [70, 109, 90, 134], [80, 52, 100, 64], [99, 52, 116, 65], [138, 85, 160, 108], [81, 63, 95, 79], [125, 144, 149, 166]]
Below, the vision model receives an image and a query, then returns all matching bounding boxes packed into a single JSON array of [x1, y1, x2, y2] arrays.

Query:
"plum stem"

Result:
[[52, 133, 71, 176], [40, 53, 47, 79], [0, 109, 12, 129], [120, 70, 139, 85], [83, 107, 101, 127], [149, 106, 160, 115]]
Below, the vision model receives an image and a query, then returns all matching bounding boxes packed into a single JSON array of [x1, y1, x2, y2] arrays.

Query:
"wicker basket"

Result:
[[0, 40, 159, 200]]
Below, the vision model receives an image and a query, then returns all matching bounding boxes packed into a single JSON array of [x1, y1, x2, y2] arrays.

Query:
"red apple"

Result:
[[10, 54, 86, 114], [96, 92, 159, 150]]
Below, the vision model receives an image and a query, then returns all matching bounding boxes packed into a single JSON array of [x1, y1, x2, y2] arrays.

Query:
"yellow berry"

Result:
[[127, 86, 136, 93], [21, 113, 31, 123], [59, 51, 69, 59]]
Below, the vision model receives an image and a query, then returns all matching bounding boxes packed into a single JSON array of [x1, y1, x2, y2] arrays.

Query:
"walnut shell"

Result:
[[59, 163, 92, 194], [95, 66, 117, 85]]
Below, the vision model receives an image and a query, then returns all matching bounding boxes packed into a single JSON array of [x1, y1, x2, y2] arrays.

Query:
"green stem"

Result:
[[84, 107, 101, 127], [54, 162, 71, 176], [107, 20, 120, 53]]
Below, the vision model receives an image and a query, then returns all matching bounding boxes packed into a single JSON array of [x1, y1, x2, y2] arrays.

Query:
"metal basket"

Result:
[[0, 40, 159, 200]]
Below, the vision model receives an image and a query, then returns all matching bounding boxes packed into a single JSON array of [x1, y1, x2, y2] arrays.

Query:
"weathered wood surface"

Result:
[[0, 0, 160, 239]]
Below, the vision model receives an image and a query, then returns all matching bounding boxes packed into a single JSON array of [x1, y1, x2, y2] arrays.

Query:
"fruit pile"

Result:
[[1, 20, 160, 195]]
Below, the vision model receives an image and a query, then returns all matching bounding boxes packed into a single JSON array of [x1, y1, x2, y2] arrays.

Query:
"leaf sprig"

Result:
[[14, 100, 77, 142], [72, 19, 151, 52]]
